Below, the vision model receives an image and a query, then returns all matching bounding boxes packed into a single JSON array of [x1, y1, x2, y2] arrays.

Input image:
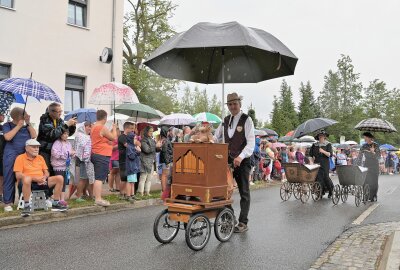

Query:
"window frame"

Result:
[[0, 63, 11, 81], [68, 0, 87, 27], [0, 0, 14, 9], [64, 74, 85, 113]]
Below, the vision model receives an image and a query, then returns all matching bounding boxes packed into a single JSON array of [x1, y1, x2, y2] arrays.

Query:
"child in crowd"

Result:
[[126, 132, 141, 201], [74, 122, 94, 201], [51, 128, 75, 205]]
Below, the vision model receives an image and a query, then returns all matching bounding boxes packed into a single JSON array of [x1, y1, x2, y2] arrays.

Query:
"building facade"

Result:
[[0, 0, 124, 126]]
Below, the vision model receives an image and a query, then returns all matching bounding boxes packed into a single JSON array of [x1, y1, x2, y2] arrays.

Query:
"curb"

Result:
[[379, 230, 400, 270], [0, 180, 279, 229], [0, 198, 163, 229]]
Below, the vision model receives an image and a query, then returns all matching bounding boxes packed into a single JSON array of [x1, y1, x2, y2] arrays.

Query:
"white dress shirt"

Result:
[[214, 111, 255, 160]]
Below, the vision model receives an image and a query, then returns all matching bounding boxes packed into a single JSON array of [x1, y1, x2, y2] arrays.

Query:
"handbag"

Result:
[[274, 160, 282, 171]]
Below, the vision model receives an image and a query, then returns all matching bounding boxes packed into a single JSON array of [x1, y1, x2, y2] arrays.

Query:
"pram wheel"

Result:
[[185, 213, 211, 251], [332, 184, 340, 205]]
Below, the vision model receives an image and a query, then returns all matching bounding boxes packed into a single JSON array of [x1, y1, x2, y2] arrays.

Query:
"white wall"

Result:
[[0, 0, 124, 127]]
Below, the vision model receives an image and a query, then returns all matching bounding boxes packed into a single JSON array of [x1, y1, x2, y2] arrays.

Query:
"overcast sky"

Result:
[[126, 0, 400, 121]]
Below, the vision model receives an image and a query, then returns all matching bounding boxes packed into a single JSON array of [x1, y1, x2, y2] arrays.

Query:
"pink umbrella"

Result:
[[89, 82, 139, 122], [89, 82, 139, 105], [271, 142, 287, 149]]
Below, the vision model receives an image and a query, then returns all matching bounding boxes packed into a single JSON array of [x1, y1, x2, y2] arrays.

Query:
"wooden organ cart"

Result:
[[153, 143, 235, 251]]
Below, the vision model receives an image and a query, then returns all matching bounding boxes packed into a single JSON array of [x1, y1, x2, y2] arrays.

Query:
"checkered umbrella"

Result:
[[354, 118, 397, 133], [0, 77, 61, 103]]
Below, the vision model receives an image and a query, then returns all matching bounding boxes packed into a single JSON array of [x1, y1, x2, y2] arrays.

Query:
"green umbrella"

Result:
[[193, 112, 222, 124], [114, 103, 161, 121]]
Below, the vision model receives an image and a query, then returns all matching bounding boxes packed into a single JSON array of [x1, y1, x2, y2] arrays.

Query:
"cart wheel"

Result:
[[300, 183, 310, 204], [153, 209, 180, 244], [280, 182, 292, 201], [355, 185, 363, 207], [340, 186, 349, 203], [214, 208, 235, 242], [311, 182, 322, 201], [185, 213, 211, 251], [363, 184, 370, 204], [293, 183, 301, 200], [332, 184, 341, 205]]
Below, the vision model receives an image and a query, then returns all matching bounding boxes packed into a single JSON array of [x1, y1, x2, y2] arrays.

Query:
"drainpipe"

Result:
[[111, 0, 116, 82], [110, 0, 116, 114]]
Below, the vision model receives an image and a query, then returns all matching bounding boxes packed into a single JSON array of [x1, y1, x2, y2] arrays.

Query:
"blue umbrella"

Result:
[[64, 108, 97, 123], [0, 77, 61, 103], [380, 144, 396, 150]]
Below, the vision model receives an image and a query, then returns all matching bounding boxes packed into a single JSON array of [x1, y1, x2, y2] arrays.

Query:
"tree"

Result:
[[247, 104, 258, 128], [208, 94, 222, 117], [193, 87, 209, 113], [279, 80, 298, 133], [123, 0, 179, 114], [362, 79, 389, 118], [337, 55, 363, 114], [270, 95, 284, 135], [178, 86, 222, 117], [297, 81, 317, 123], [318, 70, 341, 118], [317, 55, 364, 141]]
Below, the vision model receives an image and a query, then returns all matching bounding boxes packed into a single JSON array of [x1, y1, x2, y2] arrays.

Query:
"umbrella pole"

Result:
[[23, 72, 33, 116], [221, 48, 225, 144]]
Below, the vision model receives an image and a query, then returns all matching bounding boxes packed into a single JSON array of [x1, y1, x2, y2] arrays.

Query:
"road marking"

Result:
[[352, 203, 380, 225]]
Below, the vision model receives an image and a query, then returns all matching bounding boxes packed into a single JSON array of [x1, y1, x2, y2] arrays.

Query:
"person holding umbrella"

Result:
[[37, 103, 77, 175], [309, 130, 333, 198], [357, 132, 380, 201], [214, 92, 255, 233], [2, 108, 37, 211]]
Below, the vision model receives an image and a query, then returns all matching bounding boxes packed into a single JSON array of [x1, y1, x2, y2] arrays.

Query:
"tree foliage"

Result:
[[178, 85, 222, 116], [297, 81, 317, 123], [247, 105, 258, 128], [270, 80, 298, 136], [123, 0, 179, 114]]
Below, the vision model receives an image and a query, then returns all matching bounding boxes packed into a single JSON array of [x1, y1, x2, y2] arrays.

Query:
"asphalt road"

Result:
[[1, 175, 399, 270]]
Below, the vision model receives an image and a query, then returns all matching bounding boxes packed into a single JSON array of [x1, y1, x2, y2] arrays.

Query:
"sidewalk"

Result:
[[310, 222, 400, 270]]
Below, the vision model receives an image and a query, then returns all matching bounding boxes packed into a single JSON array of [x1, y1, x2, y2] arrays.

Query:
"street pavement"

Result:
[[0, 175, 399, 270]]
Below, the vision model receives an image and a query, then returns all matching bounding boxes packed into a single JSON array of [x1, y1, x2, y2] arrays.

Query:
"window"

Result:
[[65, 75, 85, 113], [0, 0, 13, 8], [0, 63, 11, 80], [68, 0, 87, 27]]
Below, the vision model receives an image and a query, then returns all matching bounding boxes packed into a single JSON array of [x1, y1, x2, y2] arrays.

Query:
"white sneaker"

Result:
[[4, 205, 13, 212], [250, 181, 255, 186]]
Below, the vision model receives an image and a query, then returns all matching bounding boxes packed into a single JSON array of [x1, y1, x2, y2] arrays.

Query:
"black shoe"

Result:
[[21, 204, 32, 217], [328, 193, 332, 199]]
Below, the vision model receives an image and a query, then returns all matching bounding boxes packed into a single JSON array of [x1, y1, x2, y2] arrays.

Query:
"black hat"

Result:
[[315, 129, 329, 140], [362, 132, 374, 139]]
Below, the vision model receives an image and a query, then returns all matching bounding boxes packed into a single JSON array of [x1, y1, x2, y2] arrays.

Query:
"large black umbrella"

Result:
[[293, 118, 338, 138], [355, 118, 397, 133], [144, 21, 298, 121]]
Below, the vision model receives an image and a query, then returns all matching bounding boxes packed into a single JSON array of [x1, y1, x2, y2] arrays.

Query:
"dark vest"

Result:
[[224, 113, 248, 161]]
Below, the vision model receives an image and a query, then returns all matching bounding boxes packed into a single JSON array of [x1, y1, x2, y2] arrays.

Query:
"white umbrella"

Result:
[[159, 113, 196, 126], [106, 113, 128, 130], [344, 140, 358, 145]]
